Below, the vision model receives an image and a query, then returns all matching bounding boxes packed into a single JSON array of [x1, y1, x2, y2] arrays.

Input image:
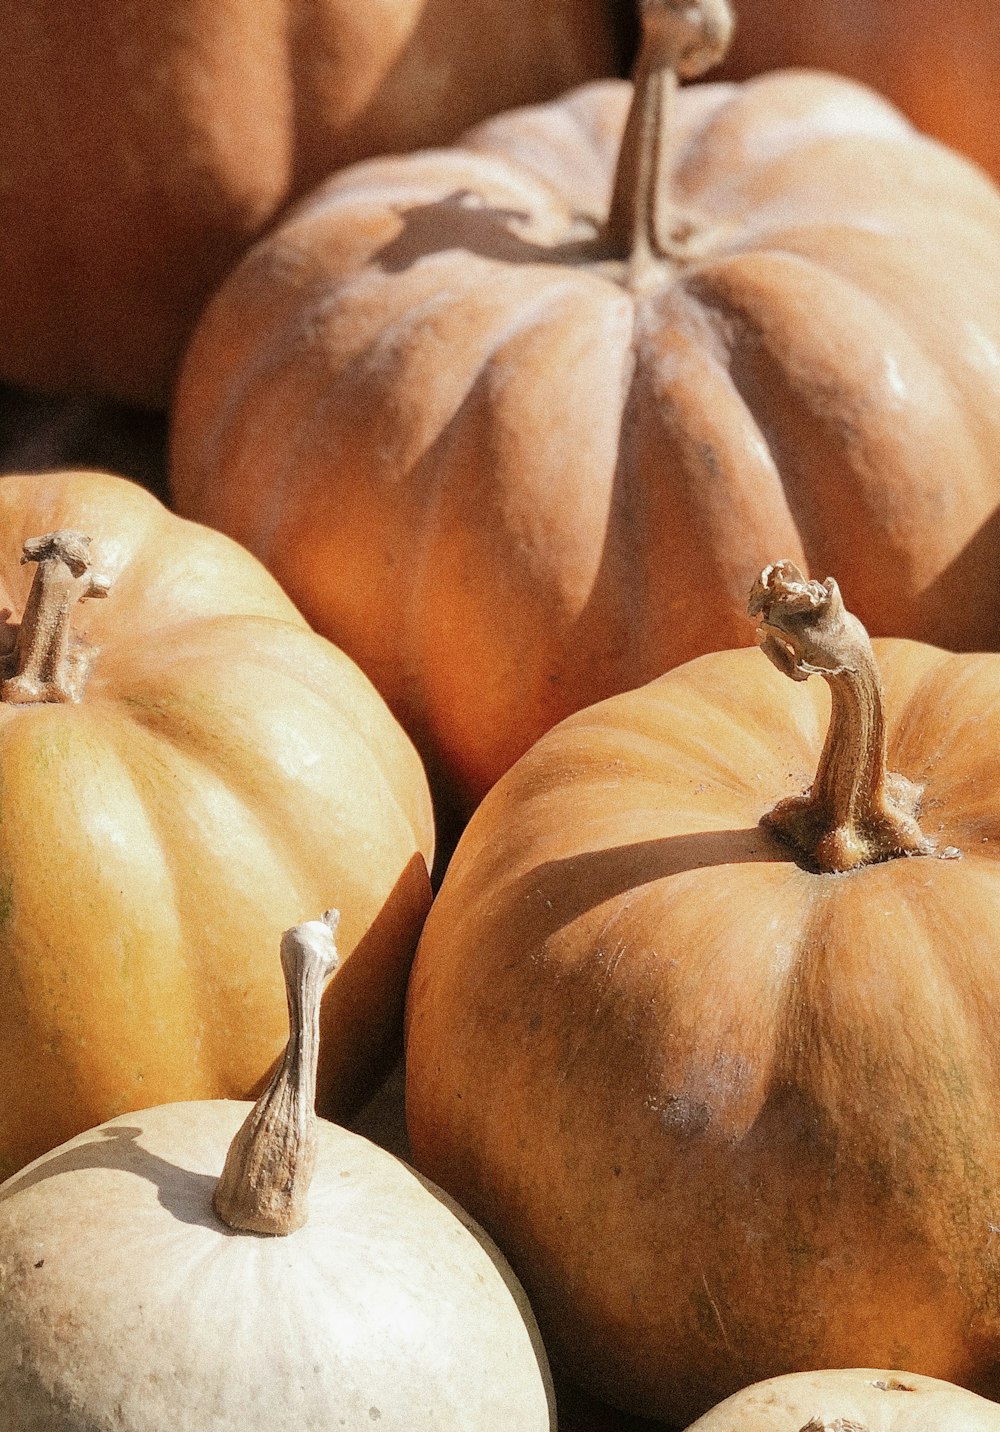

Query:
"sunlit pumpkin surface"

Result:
[[686, 1365, 1000, 1431]]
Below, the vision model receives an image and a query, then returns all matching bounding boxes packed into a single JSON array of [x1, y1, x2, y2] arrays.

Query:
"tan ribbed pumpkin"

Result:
[[172, 0, 1000, 817]]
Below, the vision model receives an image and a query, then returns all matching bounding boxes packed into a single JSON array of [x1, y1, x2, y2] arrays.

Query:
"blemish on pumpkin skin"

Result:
[[0, 874, 14, 929]]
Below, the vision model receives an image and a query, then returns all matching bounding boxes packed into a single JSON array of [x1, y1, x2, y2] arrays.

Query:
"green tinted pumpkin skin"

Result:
[[0, 468, 433, 1180], [405, 623, 1000, 1423]]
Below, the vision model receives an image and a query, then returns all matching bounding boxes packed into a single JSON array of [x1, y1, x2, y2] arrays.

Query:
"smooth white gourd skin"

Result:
[[684, 1367, 1000, 1431], [0, 1102, 555, 1432]]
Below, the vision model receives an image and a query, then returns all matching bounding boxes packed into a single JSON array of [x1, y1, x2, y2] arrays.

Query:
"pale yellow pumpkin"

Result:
[[0, 468, 433, 1179]]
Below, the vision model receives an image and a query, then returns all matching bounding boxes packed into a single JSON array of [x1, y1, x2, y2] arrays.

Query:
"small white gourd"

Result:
[[685, 1367, 1000, 1431], [0, 911, 555, 1431]]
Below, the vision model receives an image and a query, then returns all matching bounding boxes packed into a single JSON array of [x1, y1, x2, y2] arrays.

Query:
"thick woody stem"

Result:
[[213, 910, 340, 1236], [604, 0, 733, 284], [1, 531, 110, 704], [748, 562, 936, 873]]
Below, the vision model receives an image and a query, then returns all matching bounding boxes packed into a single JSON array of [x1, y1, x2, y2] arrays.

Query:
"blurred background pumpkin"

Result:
[[0, 0, 633, 409], [717, 0, 1000, 182]]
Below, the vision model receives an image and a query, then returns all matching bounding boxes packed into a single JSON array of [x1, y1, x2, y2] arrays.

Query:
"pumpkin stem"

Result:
[[603, 0, 734, 285], [748, 561, 937, 873], [213, 910, 340, 1236], [1, 531, 111, 704]]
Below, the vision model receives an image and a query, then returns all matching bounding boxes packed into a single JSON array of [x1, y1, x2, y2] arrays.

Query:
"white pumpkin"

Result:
[[685, 1367, 1000, 1431], [0, 914, 555, 1431]]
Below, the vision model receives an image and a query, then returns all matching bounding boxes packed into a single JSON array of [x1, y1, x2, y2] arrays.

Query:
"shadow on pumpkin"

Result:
[[373, 190, 605, 274], [497, 820, 798, 949], [0, 382, 169, 500], [0, 1123, 227, 1232], [917, 498, 1000, 653], [244, 850, 433, 1126]]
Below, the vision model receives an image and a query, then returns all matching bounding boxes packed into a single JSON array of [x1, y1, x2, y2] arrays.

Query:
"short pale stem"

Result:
[[748, 561, 935, 873], [213, 910, 340, 1236], [603, 0, 734, 282], [2, 531, 110, 705]]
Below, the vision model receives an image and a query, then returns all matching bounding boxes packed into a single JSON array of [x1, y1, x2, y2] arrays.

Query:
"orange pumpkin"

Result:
[[405, 562, 1000, 1423], [171, 0, 1000, 818], [717, 1, 1000, 184], [0, 468, 433, 1180], [0, 0, 627, 407]]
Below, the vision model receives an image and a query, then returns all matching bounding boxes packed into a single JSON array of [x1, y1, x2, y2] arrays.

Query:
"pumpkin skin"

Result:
[[0, 0, 627, 408], [0, 468, 433, 1180], [685, 1367, 1000, 1431], [405, 629, 1000, 1423], [171, 63, 1000, 817], [716, 1, 1000, 185]]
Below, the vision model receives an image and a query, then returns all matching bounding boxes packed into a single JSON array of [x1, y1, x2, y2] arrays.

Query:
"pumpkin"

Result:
[[171, 0, 1000, 818], [0, 0, 628, 408], [404, 561, 1000, 1423], [716, 1, 1000, 185], [685, 1367, 1000, 1431], [0, 467, 433, 1181], [0, 913, 554, 1430]]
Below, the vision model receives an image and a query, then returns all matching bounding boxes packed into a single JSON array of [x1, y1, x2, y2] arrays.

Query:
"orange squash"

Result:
[[0, 468, 433, 1180], [717, 1, 1000, 184], [171, 0, 1000, 818], [405, 562, 1000, 1423], [0, 0, 627, 407]]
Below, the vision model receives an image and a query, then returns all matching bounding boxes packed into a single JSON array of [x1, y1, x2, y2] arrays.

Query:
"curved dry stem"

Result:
[[604, 0, 734, 285], [213, 910, 340, 1236], [748, 561, 937, 873], [1, 531, 110, 704]]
